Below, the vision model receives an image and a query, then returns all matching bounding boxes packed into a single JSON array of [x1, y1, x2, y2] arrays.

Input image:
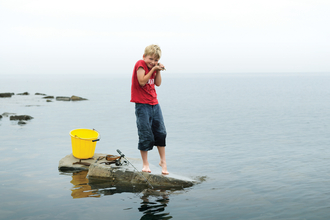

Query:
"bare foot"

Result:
[[142, 165, 151, 173], [159, 162, 169, 175]]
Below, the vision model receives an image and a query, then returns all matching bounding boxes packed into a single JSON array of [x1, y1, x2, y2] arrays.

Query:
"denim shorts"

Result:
[[135, 103, 167, 151]]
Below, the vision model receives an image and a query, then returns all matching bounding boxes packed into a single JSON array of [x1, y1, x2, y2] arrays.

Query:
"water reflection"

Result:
[[70, 170, 100, 198], [139, 192, 171, 220], [67, 170, 174, 219]]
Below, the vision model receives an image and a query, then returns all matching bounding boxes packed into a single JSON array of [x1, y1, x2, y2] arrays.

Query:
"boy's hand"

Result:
[[155, 63, 166, 71]]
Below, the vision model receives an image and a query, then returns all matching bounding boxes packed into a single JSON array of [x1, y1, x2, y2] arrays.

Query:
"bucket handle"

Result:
[[92, 128, 100, 142]]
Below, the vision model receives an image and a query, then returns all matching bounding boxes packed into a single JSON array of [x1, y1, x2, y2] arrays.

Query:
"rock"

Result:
[[56, 96, 71, 101], [0, 115, 2, 119], [2, 112, 16, 117], [17, 92, 29, 95], [46, 100, 52, 102], [18, 121, 26, 125], [58, 153, 196, 188], [35, 93, 47, 95], [43, 96, 54, 99], [71, 95, 88, 101], [0, 93, 14, 98], [10, 115, 34, 121]]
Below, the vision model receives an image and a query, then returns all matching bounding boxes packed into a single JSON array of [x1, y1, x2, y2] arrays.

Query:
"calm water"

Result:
[[1, 73, 330, 219]]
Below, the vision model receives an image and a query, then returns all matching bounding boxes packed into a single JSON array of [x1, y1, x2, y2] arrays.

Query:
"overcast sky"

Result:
[[0, 0, 329, 76]]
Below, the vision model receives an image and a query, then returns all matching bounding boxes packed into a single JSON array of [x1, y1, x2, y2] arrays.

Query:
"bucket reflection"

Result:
[[70, 170, 100, 199]]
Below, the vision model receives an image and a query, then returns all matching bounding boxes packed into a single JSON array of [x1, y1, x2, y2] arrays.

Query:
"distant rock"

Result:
[[0, 93, 14, 98], [35, 93, 47, 95], [43, 96, 54, 99], [17, 92, 29, 95], [10, 115, 34, 121], [18, 121, 26, 125], [46, 100, 52, 102], [56, 96, 71, 101], [71, 95, 88, 101]]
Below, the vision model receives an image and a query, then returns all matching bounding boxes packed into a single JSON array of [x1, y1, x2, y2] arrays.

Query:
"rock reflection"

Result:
[[70, 170, 100, 199], [68, 171, 175, 219]]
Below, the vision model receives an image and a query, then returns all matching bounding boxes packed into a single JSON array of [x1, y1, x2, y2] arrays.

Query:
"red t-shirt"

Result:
[[130, 60, 158, 105]]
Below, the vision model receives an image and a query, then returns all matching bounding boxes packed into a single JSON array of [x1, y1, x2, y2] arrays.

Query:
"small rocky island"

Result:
[[0, 92, 88, 125]]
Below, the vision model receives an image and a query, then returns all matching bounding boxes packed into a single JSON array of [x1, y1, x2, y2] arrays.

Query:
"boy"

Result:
[[130, 44, 169, 175]]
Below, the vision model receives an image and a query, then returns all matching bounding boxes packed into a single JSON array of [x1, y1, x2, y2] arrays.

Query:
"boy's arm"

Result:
[[137, 66, 162, 87], [154, 70, 162, 87]]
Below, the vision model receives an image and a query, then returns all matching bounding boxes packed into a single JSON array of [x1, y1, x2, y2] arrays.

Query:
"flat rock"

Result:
[[56, 96, 71, 101], [59, 153, 195, 188]]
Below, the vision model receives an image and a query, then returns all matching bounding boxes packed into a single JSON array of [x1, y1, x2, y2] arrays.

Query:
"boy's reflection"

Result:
[[139, 190, 172, 220]]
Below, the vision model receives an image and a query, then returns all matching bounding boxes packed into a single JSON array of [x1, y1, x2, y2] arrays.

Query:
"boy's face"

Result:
[[143, 54, 159, 69]]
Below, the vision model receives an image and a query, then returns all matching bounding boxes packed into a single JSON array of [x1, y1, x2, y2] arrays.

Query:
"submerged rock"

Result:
[[35, 93, 47, 95], [0, 93, 14, 98], [10, 115, 33, 121], [18, 121, 26, 125], [2, 112, 16, 117]]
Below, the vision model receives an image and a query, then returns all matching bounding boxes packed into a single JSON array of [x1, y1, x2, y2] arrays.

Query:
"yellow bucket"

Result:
[[70, 129, 100, 159]]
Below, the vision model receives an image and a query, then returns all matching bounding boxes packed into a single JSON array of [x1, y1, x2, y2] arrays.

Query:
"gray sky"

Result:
[[0, 0, 329, 76]]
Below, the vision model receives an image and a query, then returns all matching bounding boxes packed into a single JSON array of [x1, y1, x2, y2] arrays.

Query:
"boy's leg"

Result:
[[135, 103, 154, 172], [140, 150, 151, 173], [157, 146, 169, 175]]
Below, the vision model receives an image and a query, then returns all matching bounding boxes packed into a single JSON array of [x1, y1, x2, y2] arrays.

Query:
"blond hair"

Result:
[[144, 44, 162, 59]]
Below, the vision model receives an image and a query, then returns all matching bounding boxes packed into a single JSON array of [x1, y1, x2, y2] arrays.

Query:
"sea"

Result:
[[0, 72, 330, 220]]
